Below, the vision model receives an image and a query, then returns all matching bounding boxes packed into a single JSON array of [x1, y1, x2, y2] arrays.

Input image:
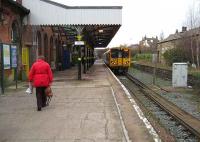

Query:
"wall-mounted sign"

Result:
[[3, 44, 11, 69], [11, 45, 17, 68]]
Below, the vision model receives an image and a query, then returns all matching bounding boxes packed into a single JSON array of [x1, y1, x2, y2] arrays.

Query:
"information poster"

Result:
[[3, 44, 11, 69], [11, 45, 17, 68]]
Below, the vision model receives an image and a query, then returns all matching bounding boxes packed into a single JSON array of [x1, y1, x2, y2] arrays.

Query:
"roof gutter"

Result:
[[40, 0, 123, 9]]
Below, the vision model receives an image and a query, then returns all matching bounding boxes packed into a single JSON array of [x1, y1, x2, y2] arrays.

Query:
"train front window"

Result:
[[123, 51, 129, 58], [111, 49, 119, 58]]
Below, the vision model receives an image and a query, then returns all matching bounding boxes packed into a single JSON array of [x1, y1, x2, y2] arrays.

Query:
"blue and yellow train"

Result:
[[103, 47, 131, 74]]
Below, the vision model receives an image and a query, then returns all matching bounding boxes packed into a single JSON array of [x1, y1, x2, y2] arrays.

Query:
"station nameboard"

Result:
[[75, 41, 84, 46]]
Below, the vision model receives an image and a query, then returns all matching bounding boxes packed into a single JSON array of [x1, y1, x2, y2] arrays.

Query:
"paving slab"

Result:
[[0, 63, 125, 142], [0, 60, 156, 142]]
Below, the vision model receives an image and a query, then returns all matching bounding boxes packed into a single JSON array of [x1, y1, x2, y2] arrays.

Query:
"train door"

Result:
[[122, 48, 130, 73], [110, 49, 118, 66], [118, 50, 122, 66], [120, 48, 130, 66]]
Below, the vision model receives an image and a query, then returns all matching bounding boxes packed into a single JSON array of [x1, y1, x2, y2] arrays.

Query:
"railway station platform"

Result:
[[0, 60, 158, 142]]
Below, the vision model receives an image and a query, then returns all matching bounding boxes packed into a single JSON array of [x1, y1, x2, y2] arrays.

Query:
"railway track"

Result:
[[120, 73, 200, 141]]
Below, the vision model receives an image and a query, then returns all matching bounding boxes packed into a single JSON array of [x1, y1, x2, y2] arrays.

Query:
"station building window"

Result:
[[50, 36, 53, 62], [11, 21, 19, 43], [44, 34, 48, 62], [36, 32, 42, 56]]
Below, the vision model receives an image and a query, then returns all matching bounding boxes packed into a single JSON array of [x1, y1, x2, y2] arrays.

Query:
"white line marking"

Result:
[[107, 67, 161, 142], [110, 87, 131, 142]]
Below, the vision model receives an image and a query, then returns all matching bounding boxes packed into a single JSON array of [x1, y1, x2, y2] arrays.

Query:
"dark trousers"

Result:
[[36, 87, 47, 109]]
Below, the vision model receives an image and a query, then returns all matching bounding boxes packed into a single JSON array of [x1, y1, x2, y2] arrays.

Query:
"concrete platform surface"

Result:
[[0, 60, 155, 142]]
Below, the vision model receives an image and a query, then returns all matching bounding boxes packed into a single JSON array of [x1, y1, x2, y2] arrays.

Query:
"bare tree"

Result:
[[196, 36, 200, 68], [195, 0, 200, 68], [185, 1, 198, 67], [159, 31, 165, 41]]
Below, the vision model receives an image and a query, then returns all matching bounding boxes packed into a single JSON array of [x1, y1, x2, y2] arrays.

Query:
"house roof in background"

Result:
[[159, 27, 200, 44]]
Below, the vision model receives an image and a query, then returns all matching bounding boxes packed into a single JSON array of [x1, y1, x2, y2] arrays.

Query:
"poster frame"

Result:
[[3, 44, 11, 69], [11, 44, 17, 68]]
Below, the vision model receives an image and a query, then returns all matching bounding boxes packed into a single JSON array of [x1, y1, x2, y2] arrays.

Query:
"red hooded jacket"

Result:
[[29, 59, 53, 87]]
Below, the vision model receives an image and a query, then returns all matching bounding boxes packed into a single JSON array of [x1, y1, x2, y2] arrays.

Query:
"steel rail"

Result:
[[126, 73, 200, 139]]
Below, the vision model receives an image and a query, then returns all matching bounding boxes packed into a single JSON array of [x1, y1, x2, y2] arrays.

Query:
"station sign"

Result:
[[75, 41, 84, 46]]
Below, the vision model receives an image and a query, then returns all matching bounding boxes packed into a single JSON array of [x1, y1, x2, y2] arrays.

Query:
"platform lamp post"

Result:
[[74, 26, 85, 80], [83, 44, 86, 74]]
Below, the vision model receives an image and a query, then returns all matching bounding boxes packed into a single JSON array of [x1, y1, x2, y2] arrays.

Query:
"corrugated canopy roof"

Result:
[[51, 25, 120, 48], [22, 0, 122, 48], [22, 0, 122, 25]]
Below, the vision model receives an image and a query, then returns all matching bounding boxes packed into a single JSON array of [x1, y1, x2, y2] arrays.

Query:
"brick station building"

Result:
[[0, 0, 62, 83], [0, 0, 30, 83], [0, 0, 122, 86]]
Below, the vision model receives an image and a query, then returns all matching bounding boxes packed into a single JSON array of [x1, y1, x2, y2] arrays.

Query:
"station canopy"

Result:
[[22, 0, 122, 48]]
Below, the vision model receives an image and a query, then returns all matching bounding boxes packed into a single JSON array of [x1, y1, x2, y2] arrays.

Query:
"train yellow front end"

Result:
[[103, 47, 131, 74]]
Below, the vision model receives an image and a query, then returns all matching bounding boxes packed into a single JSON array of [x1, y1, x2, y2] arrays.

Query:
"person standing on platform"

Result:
[[29, 56, 53, 111]]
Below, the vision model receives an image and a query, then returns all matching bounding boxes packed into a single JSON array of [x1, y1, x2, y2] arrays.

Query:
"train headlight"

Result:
[[111, 60, 116, 65]]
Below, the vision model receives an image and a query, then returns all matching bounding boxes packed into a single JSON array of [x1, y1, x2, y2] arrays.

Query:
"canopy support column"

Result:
[[75, 26, 84, 80], [83, 45, 86, 74]]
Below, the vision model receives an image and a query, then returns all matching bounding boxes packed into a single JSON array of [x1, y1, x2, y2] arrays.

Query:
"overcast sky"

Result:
[[53, 0, 196, 47]]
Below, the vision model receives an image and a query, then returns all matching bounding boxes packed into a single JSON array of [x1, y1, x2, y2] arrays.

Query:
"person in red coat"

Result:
[[29, 56, 53, 111]]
